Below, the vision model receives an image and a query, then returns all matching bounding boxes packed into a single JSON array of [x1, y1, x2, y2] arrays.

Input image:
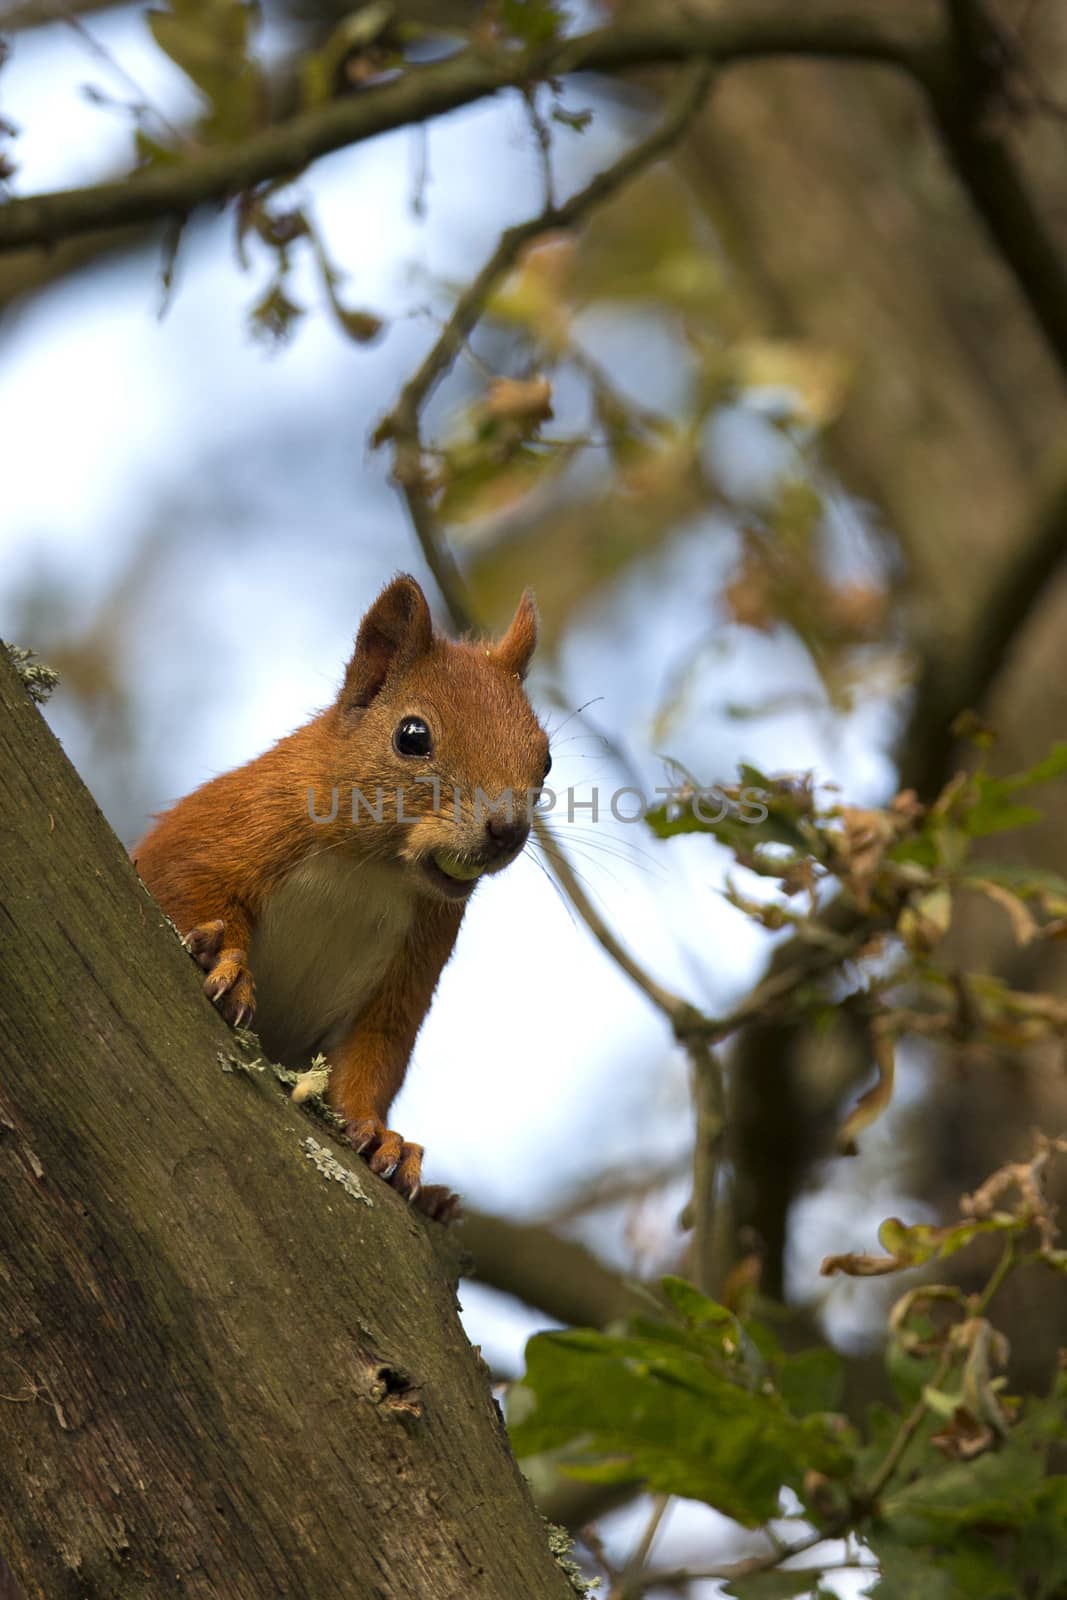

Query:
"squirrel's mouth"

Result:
[[421, 850, 486, 900]]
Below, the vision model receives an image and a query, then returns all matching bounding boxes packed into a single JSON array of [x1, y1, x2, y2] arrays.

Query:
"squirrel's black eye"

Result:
[[394, 716, 433, 758], [542, 751, 552, 780]]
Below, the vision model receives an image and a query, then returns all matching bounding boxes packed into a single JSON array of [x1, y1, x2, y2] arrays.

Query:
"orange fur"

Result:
[[133, 576, 548, 1215]]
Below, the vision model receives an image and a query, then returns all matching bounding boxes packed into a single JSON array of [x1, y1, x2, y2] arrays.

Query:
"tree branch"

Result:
[[0, 4, 932, 255], [376, 57, 714, 465], [459, 1209, 653, 1329], [0, 225, 147, 318], [6, 0, 1065, 428], [901, 450, 1067, 793], [928, 0, 1067, 385], [533, 822, 697, 1024], [0, 0, 122, 29], [4, 0, 1066, 430]]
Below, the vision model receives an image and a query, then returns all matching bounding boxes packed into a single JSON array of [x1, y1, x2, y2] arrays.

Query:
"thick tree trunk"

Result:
[[0, 648, 574, 1600]]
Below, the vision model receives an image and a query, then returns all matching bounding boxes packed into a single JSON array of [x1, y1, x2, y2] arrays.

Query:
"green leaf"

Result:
[[645, 766, 813, 859], [867, 1457, 1067, 1599], [885, 1342, 942, 1409], [511, 1324, 850, 1527], [724, 1571, 819, 1600], [500, 0, 563, 47], [876, 1213, 1019, 1268], [866, 1536, 1008, 1599], [436, 442, 571, 526], [135, 129, 182, 166], [147, 0, 262, 142], [882, 1445, 1044, 1534], [1017, 1478, 1067, 1596], [961, 744, 1067, 839], [248, 282, 304, 344], [772, 1345, 844, 1417], [963, 795, 1041, 838], [329, 304, 384, 344], [552, 104, 593, 133], [1001, 741, 1067, 792], [660, 1275, 735, 1327]]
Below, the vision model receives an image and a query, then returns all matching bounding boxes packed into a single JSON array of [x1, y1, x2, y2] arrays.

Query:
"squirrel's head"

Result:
[[333, 574, 550, 903]]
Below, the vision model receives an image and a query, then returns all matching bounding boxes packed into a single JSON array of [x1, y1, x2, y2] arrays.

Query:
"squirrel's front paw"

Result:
[[344, 1120, 460, 1222], [345, 1116, 426, 1201], [183, 921, 256, 1029]]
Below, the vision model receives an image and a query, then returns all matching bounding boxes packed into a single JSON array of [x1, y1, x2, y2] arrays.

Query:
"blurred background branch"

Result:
[[0, 4, 932, 251]]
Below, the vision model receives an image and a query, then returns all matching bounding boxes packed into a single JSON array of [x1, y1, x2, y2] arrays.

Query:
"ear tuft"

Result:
[[342, 575, 433, 709], [491, 589, 539, 680]]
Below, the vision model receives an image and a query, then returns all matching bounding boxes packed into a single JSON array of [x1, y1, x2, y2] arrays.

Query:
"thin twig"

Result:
[[61, 6, 188, 148], [533, 824, 694, 1021], [375, 61, 714, 459], [522, 82, 556, 210], [687, 1035, 727, 1293], [861, 1347, 952, 1508], [616, 1493, 671, 1599], [394, 472, 476, 633], [630, 1523, 847, 1594], [861, 1232, 1018, 1508], [535, 1161, 678, 1229], [704, 911, 892, 1044], [635, 1551, 870, 1593], [0, 7, 930, 254]]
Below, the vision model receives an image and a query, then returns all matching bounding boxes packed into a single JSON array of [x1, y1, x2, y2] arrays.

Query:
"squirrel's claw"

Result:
[[183, 919, 224, 970], [344, 1116, 381, 1156], [346, 1117, 423, 1194], [206, 966, 256, 1029], [186, 924, 257, 1030], [391, 1140, 424, 1196], [344, 1117, 458, 1218]]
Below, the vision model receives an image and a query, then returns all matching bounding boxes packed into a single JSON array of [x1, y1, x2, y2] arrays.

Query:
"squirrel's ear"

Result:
[[495, 595, 543, 681], [343, 575, 433, 708], [491, 588, 539, 681]]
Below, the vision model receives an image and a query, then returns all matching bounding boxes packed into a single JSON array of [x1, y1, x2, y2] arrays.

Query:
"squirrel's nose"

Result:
[[485, 814, 529, 857]]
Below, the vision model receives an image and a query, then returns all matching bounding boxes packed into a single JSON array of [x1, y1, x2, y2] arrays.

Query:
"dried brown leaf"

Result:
[[836, 1024, 895, 1155], [484, 375, 554, 424]]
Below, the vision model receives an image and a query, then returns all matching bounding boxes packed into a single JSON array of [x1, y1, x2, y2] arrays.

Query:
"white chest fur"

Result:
[[248, 853, 414, 1067]]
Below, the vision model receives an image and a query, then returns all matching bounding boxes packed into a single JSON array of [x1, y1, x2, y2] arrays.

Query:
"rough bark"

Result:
[[0, 646, 574, 1600]]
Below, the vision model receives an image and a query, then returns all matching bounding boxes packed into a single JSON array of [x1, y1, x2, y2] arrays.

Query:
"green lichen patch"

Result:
[[544, 1521, 600, 1595], [303, 1136, 372, 1207], [217, 1048, 266, 1075], [3, 642, 60, 703]]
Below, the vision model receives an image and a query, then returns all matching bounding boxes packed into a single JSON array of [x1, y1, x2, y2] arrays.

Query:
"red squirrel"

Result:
[[133, 574, 550, 1219]]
